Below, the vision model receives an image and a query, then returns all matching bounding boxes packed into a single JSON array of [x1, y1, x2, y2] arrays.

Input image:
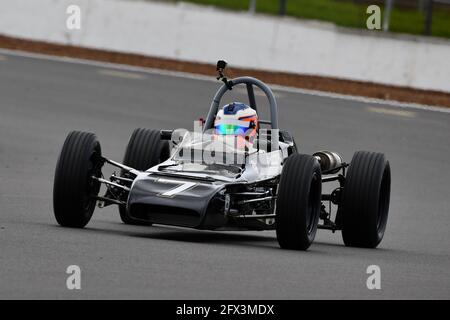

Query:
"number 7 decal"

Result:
[[157, 178, 197, 197]]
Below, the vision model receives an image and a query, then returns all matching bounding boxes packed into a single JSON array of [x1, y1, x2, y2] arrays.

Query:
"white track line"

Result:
[[367, 106, 416, 118], [1, 48, 449, 114], [97, 69, 146, 80]]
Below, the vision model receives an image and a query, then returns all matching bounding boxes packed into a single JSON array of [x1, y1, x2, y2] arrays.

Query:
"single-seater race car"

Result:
[[53, 60, 391, 250]]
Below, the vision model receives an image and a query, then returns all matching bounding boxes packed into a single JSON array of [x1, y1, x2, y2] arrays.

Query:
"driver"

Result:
[[214, 102, 258, 147]]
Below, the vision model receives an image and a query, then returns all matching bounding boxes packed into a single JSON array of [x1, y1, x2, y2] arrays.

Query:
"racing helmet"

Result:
[[214, 102, 258, 142]]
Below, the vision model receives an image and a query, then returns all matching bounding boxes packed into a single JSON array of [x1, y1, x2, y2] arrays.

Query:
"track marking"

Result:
[[97, 69, 146, 80], [0, 48, 449, 114], [0, 54, 7, 61], [367, 106, 416, 118]]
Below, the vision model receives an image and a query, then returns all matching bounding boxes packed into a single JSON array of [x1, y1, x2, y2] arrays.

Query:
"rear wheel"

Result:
[[276, 154, 322, 250], [53, 131, 102, 228], [340, 151, 391, 248], [119, 128, 170, 225]]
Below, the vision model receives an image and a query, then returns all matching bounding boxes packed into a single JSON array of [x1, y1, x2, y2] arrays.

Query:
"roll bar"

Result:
[[203, 76, 279, 131]]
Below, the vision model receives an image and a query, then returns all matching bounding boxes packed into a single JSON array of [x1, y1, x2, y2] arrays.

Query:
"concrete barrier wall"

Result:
[[1, 0, 449, 92]]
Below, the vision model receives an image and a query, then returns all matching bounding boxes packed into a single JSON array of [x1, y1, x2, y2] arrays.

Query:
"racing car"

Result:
[[53, 60, 391, 250]]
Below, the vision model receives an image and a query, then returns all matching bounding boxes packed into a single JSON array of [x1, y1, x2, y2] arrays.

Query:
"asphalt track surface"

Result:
[[0, 50, 449, 299]]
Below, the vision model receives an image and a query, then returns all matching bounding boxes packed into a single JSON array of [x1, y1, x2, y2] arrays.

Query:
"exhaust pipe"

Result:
[[313, 151, 343, 174]]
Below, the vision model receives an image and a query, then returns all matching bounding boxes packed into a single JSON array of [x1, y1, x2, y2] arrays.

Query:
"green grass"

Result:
[[179, 0, 450, 39]]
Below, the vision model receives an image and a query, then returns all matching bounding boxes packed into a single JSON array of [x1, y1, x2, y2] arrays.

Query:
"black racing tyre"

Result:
[[276, 154, 322, 250], [340, 151, 391, 248], [53, 131, 102, 228], [119, 128, 170, 225]]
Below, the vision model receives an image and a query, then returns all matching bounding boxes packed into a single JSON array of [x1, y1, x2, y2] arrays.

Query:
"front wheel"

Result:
[[53, 131, 102, 228], [340, 151, 391, 248], [276, 154, 322, 250], [119, 128, 170, 225]]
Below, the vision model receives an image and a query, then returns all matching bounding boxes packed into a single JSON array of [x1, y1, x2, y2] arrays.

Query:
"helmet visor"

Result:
[[215, 124, 249, 135]]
